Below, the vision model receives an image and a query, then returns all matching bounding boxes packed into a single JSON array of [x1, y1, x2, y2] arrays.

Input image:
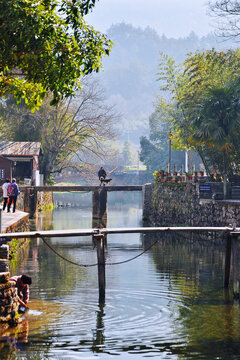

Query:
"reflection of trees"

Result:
[[35, 241, 86, 300], [147, 233, 226, 294], [145, 233, 240, 359]]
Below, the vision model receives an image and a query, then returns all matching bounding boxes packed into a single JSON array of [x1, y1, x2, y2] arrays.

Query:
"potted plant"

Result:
[[153, 170, 160, 183], [186, 172, 192, 180], [200, 171, 204, 176]]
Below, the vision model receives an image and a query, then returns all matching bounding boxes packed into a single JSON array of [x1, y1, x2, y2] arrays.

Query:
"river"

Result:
[[1, 191, 240, 360]]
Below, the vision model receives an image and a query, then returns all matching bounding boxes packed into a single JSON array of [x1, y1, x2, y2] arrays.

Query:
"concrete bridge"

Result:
[[20, 185, 151, 224]]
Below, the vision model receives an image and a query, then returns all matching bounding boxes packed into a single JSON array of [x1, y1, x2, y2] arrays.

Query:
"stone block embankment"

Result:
[[0, 212, 30, 325], [144, 182, 240, 227], [0, 272, 18, 325]]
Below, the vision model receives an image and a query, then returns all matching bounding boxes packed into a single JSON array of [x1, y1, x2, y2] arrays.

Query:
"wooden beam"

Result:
[[20, 185, 143, 192], [232, 237, 240, 298], [0, 226, 238, 239], [96, 235, 106, 304], [224, 233, 232, 288]]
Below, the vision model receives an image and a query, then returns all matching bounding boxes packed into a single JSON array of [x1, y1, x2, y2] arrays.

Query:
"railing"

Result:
[[0, 225, 239, 304]]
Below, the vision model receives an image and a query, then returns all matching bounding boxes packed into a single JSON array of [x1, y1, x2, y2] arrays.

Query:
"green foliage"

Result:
[[0, 77, 117, 182], [0, 0, 112, 109], [156, 49, 240, 177], [46, 174, 55, 185], [140, 111, 185, 172]]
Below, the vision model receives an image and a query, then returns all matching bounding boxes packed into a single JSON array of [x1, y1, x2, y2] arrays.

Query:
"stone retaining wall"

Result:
[[144, 182, 240, 227], [18, 190, 53, 217], [37, 191, 53, 211], [0, 272, 18, 325], [0, 213, 30, 326]]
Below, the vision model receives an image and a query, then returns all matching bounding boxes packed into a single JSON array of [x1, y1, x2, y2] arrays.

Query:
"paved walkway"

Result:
[[1, 210, 29, 233]]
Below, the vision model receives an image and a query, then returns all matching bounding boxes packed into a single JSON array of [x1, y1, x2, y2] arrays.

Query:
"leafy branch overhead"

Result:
[[0, 0, 112, 109]]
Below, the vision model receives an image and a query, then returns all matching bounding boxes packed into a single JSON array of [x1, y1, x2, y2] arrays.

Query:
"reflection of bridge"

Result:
[[21, 185, 145, 223]]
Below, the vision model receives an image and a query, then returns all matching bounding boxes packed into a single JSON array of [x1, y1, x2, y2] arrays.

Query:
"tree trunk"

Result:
[[196, 147, 211, 176]]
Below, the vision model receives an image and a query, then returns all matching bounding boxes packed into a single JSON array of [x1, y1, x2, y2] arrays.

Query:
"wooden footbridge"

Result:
[[0, 224, 239, 304], [2, 185, 240, 304], [21, 185, 144, 223]]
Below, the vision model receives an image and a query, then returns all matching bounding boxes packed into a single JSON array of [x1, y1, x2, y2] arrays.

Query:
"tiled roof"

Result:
[[0, 142, 42, 156]]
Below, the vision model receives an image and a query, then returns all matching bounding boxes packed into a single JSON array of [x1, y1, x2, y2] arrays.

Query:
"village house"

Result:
[[0, 141, 43, 185]]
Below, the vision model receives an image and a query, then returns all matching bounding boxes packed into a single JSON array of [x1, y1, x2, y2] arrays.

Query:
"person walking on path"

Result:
[[10, 274, 32, 309], [7, 178, 20, 213], [2, 178, 10, 211]]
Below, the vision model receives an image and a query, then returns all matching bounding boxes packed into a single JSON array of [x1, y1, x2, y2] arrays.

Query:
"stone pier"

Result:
[[0, 259, 19, 325], [0, 210, 30, 326]]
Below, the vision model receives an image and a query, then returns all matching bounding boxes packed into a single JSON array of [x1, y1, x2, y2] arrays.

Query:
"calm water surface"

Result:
[[1, 192, 240, 360]]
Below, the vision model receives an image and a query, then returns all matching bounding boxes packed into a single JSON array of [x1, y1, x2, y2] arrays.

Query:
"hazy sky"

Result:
[[86, 0, 213, 38]]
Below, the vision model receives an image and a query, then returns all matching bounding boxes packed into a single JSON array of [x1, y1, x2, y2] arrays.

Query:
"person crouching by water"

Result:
[[10, 274, 32, 311], [2, 178, 10, 211], [98, 167, 107, 186], [7, 178, 20, 213]]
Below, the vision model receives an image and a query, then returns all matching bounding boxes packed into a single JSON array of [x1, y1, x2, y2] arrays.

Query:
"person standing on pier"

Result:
[[7, 178, 20, 213], [2, 178, 10, 211], [98, 167, 107, 185]]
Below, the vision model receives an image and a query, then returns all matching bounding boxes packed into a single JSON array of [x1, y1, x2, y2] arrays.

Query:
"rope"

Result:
[[40, 237, 98, 267], [40, 236, 159, 267], [104, 239, 159, 265]]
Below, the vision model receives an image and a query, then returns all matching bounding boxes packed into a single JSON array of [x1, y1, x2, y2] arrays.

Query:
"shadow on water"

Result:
[[2, 192, 240, 359]]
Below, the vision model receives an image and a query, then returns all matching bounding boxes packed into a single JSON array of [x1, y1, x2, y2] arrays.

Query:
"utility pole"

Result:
[[168, 131, 173, 174]]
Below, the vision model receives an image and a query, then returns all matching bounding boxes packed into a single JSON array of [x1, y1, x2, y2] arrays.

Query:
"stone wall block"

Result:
[[0, 245, 9, 260], [3, 288, 11, 298], [149, 182, 240, 228], [0, 272, 10, 284], [0, 260, 9, 273]]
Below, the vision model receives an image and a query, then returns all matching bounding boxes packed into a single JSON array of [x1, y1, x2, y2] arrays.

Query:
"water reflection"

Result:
[[2, 192, 240, 359]]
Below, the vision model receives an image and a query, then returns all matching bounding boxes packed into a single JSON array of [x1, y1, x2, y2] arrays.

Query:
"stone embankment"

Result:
[[0, 272, 18, 326], [0, 211, 30, 326], [143, 182, 240, 227]]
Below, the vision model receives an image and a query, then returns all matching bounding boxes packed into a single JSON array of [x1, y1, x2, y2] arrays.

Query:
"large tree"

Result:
[[139, 111, 185, 173], [209, 0, 240, 39], [0, 0, 112, 109], [156, 49, 240, 178], [191, 84, 240, 197], [0, 77, 117, 182]]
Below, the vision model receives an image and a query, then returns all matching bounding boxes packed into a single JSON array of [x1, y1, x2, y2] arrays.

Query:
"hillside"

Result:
[[96, 23, 236, 144]]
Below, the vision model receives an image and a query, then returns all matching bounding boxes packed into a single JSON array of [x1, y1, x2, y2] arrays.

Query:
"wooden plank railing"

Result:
[[19, 185, 143, 192], [0, 225, 238, 239], [1, 225, 239, 303]]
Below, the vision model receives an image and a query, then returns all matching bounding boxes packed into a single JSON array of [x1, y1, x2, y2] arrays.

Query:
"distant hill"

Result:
[[96, 23, 236, 145]]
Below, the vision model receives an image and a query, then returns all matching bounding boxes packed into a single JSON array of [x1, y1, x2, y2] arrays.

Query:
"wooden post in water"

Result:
[[23, 188, 30, 213], [96, 234, 106, 304], [224, 233, 232, 288], [232, 235, 240, 299], [92, 188, 107, 228], [29, 189, 38, 218]]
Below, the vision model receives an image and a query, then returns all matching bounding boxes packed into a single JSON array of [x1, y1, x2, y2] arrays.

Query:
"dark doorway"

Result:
[[13, 160, 32, 180]]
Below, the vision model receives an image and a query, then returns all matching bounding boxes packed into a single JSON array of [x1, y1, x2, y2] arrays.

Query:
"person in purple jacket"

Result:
[[7, 178, 20, 213]]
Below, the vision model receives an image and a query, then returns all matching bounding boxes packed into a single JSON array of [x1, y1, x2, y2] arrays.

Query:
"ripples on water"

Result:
[[1, 192, 240, 359]]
